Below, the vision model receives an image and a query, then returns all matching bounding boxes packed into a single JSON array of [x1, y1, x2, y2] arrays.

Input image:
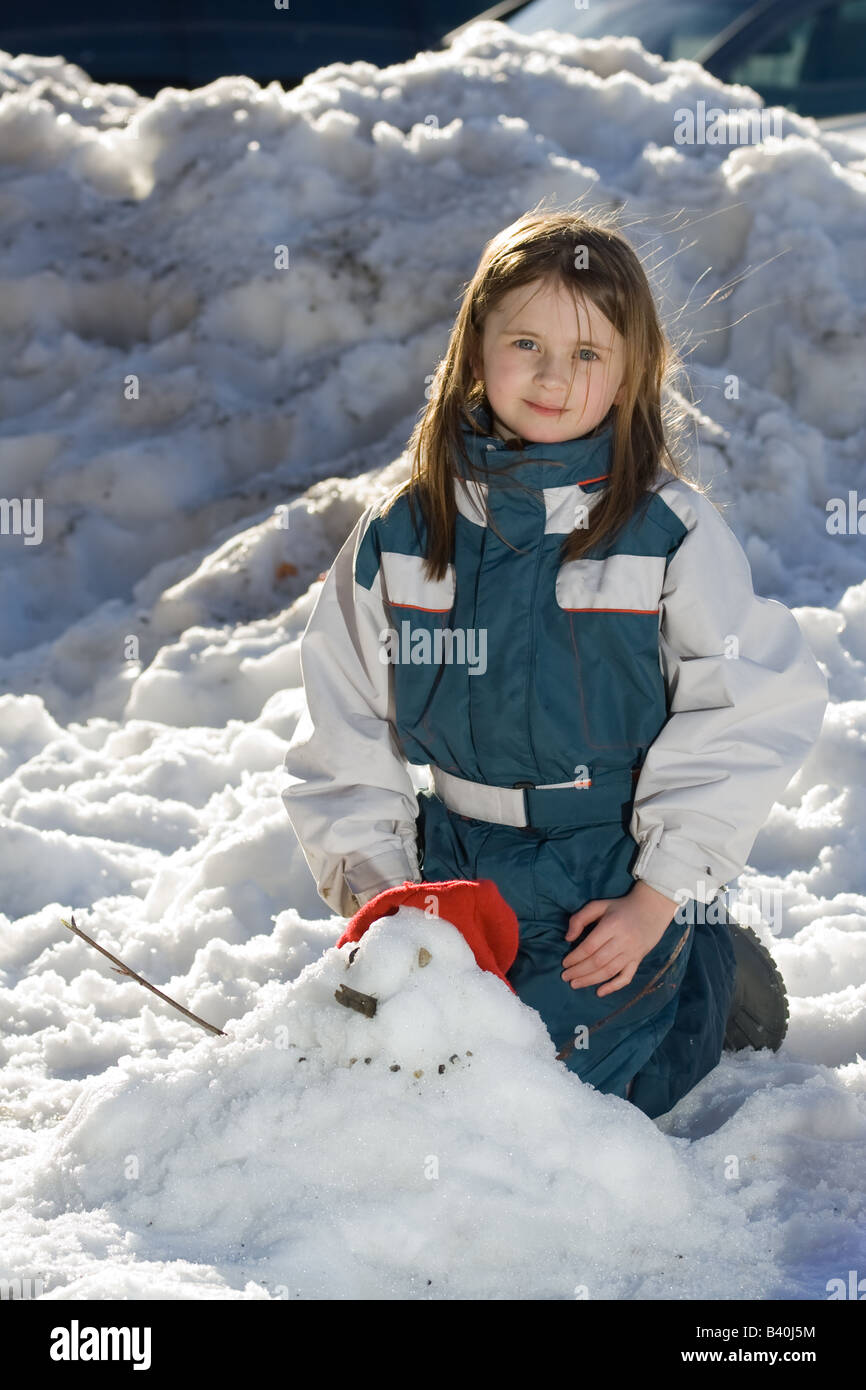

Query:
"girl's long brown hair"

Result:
[[378, 200, 697, 581]]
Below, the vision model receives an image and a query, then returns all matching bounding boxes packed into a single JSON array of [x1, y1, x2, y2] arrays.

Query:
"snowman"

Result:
[[275, 880, 548, 1081]]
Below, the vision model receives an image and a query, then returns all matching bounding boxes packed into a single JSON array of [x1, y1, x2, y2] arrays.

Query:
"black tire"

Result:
[[723, 920, 789, 1053]]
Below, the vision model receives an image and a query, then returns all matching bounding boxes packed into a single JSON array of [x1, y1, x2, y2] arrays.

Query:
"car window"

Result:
[[721, 0, 866, 117], [507, 1, 751, 62]]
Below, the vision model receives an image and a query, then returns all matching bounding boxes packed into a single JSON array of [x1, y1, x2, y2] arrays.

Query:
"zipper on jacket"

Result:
[[524, 510, 545, 774]]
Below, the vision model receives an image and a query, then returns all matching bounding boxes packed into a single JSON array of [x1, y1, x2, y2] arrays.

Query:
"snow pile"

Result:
[[17, 909, 792, 1299], [0, 22, 865, 1300]]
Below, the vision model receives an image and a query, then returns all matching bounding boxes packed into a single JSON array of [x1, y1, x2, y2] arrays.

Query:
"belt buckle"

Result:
[[512, 780, 535, 832]]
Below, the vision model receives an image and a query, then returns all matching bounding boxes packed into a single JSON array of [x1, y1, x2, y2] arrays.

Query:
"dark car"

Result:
[[446, 0, 866, 121], [0, 1, 484, 98]]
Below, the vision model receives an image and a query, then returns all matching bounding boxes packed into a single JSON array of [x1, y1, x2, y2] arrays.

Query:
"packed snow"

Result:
[[1, 22, 865, 1300]]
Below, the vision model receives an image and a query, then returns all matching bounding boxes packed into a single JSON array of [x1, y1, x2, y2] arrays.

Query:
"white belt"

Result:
[[430, 765, 592, 828]]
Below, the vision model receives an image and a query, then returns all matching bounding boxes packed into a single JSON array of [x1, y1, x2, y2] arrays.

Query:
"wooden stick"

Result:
[[334, 983, 378, 1018], [60, 913, 227, 1037]]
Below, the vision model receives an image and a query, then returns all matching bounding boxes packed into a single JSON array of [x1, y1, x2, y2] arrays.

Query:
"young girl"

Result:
[[282, 207, 829, 1119]]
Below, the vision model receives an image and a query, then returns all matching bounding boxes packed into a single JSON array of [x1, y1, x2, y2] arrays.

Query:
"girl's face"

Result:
[[472, 278, 627, 443]]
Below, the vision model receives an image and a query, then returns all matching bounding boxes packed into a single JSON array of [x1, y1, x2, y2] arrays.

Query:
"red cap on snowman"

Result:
[[337, 878, 520, 993]]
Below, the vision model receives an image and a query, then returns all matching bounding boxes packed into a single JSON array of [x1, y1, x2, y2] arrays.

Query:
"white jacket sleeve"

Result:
[[282, 501, 422, 918], [629, 479, 829, 907]]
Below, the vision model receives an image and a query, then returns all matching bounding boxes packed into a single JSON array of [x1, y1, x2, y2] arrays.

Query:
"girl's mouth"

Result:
[[525, 400, 564, 415]]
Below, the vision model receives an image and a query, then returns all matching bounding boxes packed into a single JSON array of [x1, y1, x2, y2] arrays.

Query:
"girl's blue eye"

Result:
[[512, 339, 598, 361]]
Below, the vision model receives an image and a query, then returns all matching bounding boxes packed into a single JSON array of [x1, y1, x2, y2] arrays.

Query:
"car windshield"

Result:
[[506, 0, 752, 62]]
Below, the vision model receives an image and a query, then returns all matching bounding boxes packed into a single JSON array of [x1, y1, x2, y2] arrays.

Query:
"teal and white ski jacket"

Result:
[[283, 408, 829, 918]]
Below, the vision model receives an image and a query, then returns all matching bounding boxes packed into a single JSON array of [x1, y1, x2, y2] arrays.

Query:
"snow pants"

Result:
[[415, 787, 738, 1120]]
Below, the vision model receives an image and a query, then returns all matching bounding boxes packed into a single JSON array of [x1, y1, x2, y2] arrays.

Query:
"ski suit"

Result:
[[282, 403, 829, 1118]]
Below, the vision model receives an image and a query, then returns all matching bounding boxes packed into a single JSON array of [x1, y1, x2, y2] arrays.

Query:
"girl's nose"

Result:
[[535, 364, 569, 387]]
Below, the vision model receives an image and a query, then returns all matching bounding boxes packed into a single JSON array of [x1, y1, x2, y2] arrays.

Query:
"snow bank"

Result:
[[21, 910, 791, 1299]]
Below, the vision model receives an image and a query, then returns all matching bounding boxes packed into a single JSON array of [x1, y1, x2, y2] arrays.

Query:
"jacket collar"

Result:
[[457, 400, 613, 491]]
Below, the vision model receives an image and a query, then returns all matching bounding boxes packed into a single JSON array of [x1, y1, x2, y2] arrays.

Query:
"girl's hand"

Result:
[[561, 881, 680, 997]]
